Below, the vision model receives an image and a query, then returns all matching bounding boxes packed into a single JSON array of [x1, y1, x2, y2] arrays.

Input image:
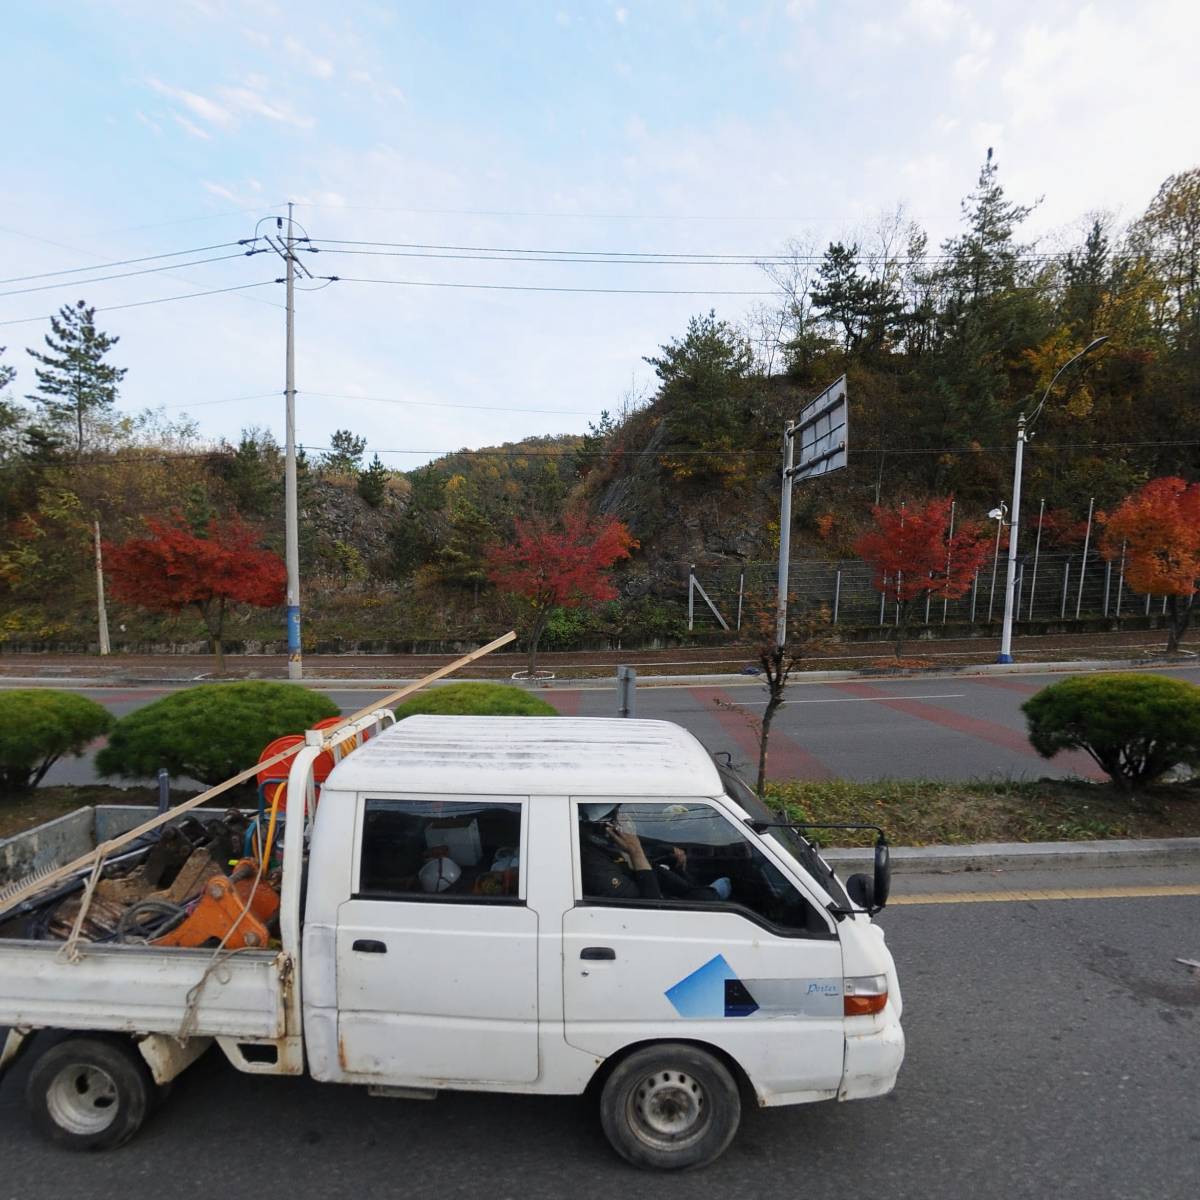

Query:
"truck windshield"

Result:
[[716, 763, 852, 912]]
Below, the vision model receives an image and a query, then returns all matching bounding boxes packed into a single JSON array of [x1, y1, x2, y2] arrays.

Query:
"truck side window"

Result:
[[577, 802, 827, 935], [359, 799, 523, 901]]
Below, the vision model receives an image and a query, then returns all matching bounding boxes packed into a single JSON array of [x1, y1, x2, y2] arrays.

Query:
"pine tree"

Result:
[[25, 301, 126, 458], [357, 453, 388, 507]]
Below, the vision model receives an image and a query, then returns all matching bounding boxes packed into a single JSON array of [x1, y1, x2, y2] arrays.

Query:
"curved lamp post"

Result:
[[997, 336, 1108, 663]]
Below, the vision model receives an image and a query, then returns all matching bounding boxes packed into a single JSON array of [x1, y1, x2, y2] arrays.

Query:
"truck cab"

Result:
[[300, 715, 904, 1168]]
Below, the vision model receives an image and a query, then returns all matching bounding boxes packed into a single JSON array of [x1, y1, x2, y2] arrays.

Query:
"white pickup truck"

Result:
[[0, 714, 904, 1170]]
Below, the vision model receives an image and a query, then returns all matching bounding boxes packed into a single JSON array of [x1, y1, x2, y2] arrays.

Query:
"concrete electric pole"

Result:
[[283, 204, 302, 679]]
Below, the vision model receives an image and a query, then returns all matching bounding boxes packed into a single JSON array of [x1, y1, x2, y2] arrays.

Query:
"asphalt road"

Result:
[[2, 864, 1198, 1200], [29, 664, 1200, 787]]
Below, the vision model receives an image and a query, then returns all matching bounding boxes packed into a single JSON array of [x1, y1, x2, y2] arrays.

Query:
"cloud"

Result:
[[147, 77, 233, 126], [218, 85, 315, 128], [615, 6, 628, 23], [284, 35, 335, 79], [202, 180, 240, 202], [173, 113, 213, 140], [134, 110, 162, 134]]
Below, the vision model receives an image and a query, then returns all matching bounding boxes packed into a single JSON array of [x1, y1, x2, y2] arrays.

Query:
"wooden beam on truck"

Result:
[[0, 631, 517, 917]]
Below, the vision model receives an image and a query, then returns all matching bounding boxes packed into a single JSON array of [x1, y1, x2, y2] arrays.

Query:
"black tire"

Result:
[[599, 1043, 741, 1170], [26, 1036, 154, 1151]]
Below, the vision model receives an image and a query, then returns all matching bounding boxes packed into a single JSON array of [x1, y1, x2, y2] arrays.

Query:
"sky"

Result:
[[2, 0, 1199, 469]]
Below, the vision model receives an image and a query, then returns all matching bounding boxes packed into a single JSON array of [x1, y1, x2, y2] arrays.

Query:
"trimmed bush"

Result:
[[97, 682, 339, 786], [0, 689, 113, 792], [1022, 673, 1200, 791], [393, 682, 558, 719]]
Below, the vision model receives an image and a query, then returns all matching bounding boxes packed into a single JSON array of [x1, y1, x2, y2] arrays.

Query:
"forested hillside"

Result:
[[1, 157, 1197, 651]]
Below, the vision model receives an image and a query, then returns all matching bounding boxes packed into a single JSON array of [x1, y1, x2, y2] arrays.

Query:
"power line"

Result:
[[0, 280, 279, 328], [0, 252, 261, 298], [0, 242, 247, 286], [303, 390, 601, 417], [3, 437, 1196, 473], [313, 247, 782, 266], [332, 276, 776, 296]]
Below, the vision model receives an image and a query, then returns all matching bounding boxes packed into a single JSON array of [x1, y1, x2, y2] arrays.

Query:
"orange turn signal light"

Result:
[[844, 992, 888, 1017], [843, 974, 889, 1017]]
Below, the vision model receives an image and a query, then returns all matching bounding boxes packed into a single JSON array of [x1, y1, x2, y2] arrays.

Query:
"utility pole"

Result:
[[94, 519, 110, 656], [264, 204, 313, 680], [283, 204, 301, 679], [774, 422, 795, 646]]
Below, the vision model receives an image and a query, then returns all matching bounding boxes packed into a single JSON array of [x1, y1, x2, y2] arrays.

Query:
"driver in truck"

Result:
[[579, 803, 732, 902]]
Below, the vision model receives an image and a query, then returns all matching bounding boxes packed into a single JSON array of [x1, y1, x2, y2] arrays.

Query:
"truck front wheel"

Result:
[[599, 1043, 741, 1170], [27, 1036, 155, 1151]]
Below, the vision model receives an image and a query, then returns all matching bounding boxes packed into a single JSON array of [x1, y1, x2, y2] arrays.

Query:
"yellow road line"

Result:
[[893, 884, 1200, 905]]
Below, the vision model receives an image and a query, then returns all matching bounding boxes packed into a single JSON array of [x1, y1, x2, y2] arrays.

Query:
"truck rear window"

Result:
[[359, 799, 523, 901]]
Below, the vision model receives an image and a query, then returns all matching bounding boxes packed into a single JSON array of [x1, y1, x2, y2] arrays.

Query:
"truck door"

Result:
[[562, 800, 845, 1099], [335, 796, 539, 1085]]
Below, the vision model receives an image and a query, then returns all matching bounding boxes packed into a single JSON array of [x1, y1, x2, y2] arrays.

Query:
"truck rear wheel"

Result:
[[599, 1043, 741, 1170], [27, 1036, 155, 1151]]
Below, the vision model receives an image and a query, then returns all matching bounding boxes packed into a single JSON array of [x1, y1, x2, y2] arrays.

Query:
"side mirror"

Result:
[[873, 837, 891, 909]]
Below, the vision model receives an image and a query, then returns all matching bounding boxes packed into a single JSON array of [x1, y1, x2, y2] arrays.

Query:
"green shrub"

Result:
[[1022, 673, 1200, 791], [97, 682, 339, 786], [393, 682, 557, 719], [0, 689, 113, 792]]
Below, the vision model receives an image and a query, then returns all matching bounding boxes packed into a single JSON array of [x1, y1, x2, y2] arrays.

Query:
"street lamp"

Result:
[[997, 336, 1108, 663]]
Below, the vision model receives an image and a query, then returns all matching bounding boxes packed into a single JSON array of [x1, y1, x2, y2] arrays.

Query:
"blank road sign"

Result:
[[791, 374, 848, 480]]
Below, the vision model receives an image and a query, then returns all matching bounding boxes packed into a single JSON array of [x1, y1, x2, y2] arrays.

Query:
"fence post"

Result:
[[879, 575, 887, 626], [1103, 560, 1112, 617], [833, 569, 841, 624], [1145, 593, 1151, 616], [1115, 540, 1126, 616], [736, 571, 745, 632], [970, 570, 979, 623], [942, 499, 955, 625], [1027, 499, 1044, 620], [1075, 496, 1094, 619], [987, 519, 1002, 622], [688, 564, 695, 632], [1060, 558, 1071, 619], [157, 768, 170, 815], [617, 666, 637, 718]]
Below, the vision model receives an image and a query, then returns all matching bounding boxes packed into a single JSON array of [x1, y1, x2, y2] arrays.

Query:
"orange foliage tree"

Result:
[[1100, 477, 1200, 653], [855, 497, 992, 657], [105, 515, 285, 674], [485, 514, 636, 675]]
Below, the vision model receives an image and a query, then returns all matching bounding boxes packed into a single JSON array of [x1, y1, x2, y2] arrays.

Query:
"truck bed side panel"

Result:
[[0, 941, 286, 1040]]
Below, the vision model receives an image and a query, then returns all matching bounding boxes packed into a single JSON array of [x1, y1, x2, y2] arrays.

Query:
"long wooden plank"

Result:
[[0, 631, 516, 916]]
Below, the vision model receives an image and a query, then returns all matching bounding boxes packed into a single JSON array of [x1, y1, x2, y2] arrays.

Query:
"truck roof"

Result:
[[322, 715, 725, 797]]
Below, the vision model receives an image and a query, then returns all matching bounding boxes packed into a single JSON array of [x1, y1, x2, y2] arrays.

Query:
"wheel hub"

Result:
[[46, 1063, 119, 1136], [631, 1070, 707, 1145]]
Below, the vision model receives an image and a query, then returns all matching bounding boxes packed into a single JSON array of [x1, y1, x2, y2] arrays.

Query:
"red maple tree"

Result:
[[855, 497, 992, 657], [485, 514, 637, 675], [1099, 476, 1200, 653], [105, 515, 286, 674]]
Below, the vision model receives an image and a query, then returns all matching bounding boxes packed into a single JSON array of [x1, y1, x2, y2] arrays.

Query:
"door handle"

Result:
[[580, 946, 615, 961], [352, 939, 387, 954]]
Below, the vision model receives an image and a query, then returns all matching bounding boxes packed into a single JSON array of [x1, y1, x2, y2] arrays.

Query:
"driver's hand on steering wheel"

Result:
[[672, 846, 687, 869]]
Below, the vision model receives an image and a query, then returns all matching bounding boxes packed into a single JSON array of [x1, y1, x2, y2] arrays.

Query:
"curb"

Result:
[[0, 656, 1190, 691], [822, 836, 1200, 876]]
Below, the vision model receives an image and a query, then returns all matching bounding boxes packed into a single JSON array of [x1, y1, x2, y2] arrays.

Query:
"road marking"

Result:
[[734, 693, 967, 706], [893, 884, 1200, 905]]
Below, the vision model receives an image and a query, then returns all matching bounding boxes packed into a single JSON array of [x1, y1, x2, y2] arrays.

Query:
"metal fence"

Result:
[[685, 551, 1163, 632]]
